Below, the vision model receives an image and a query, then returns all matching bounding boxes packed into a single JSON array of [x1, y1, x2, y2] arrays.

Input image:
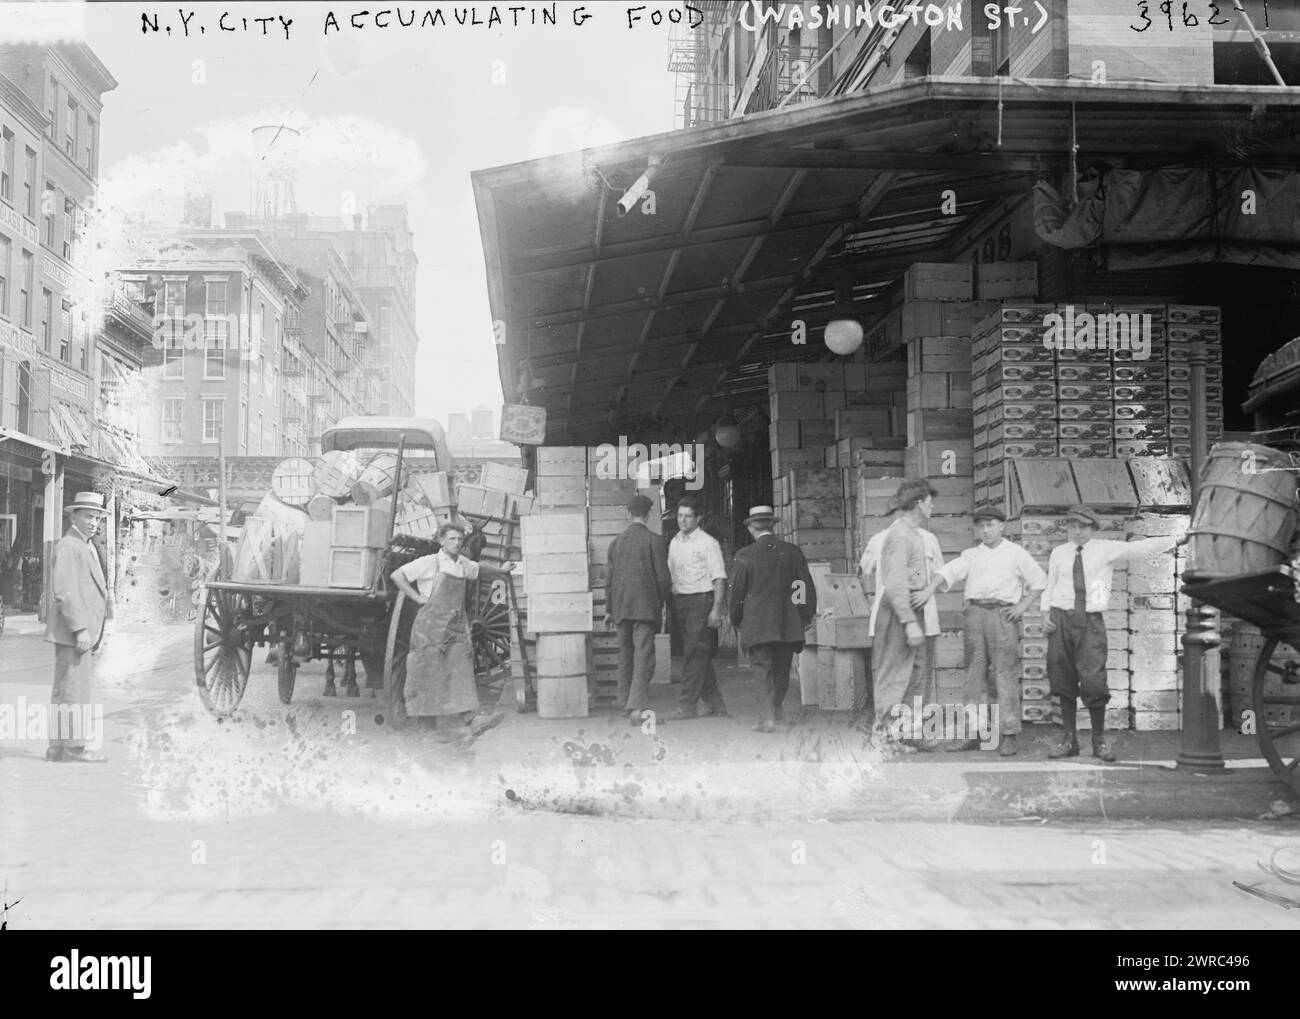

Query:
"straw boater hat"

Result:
[[64, 492, 109, 516], [743, 505, 779, 525]]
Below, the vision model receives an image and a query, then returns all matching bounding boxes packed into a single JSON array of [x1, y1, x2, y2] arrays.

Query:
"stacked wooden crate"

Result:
[[972, 304, 1062, 508], [1124, 513, 1194, 732], [587, 468, 639, 706], [797, 565, 872, 711], [777, 467, 850, 572], [768, 363, 846, 479], [1164, 305, 1225, 450]]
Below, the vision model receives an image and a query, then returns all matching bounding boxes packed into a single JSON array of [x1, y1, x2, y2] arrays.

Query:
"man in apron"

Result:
[[390, 523, 515, 741]]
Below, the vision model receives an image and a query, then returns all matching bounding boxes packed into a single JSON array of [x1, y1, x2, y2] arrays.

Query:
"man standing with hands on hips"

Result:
[[667, 497, 729, 720], [45, 492, 113, 763], [1042, 504, 1184, 761], [914, 505, 1046, 756]]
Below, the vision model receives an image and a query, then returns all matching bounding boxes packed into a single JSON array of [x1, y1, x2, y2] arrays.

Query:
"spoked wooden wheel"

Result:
[[467, 575, 512, 675], [195, 587, 253, 716], [1253, 636, 1300, 794], [277, 639, 297, 705]]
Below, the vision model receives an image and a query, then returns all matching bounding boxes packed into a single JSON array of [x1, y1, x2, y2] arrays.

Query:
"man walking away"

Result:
[[604, 494, 672, 726], [45, 492, 113, 763], [1041, 504, 1185, 761], [873, 480, 940, 750], [728, 506, 817, 733], [667, 497, 729, 719], [917, 506, 1046, 756]]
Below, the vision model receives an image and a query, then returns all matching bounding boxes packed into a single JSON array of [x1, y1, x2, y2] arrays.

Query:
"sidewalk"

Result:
[[2, 627, 1295, 824]]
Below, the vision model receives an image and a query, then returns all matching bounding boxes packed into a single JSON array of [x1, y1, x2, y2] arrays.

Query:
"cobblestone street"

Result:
[[4, 622, 1299, 929]]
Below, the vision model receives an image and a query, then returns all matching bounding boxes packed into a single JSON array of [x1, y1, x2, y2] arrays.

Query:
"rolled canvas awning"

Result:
[[473, 78, 1300, 445]]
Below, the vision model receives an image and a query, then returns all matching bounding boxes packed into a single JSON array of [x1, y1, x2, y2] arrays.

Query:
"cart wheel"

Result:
[[1253, 636, 1300, 795], [467, 575, 512, 675], [194, 587, 252, 716], [277, 640, 297, 705], [384, 591, 409, 729]]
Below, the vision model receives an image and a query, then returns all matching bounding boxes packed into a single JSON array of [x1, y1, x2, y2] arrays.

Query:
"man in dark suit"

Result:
[[603, 494, 671, 726], [728, 505, 817, 733], [44, 492, 113, 763]]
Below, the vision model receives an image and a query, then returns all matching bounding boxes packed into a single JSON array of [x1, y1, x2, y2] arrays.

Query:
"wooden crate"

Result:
[[810, 573, 871, 649], [329, 547, 380, 589], [299, 521, 333, 587], [535, 446, 588, 477], [904, 263, 973, 302], [975, 261, 1038, 300], [528, 592, 594, 633], [815, 647, 870, 711], [478, 462, 530, 495], [521, 513, 587, 556], [331, 505, 392, 549]]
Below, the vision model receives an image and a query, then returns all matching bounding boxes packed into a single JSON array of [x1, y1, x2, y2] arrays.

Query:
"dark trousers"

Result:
[[674, 593, 724, 712], [616, 619, 656, 714], [963, 603, 1021, 736], [749, 642, 798, 722], [1047, 607, 1109, 709]]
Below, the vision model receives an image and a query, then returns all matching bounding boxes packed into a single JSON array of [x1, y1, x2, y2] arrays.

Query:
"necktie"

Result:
[[1072, 545, 1087, 612]]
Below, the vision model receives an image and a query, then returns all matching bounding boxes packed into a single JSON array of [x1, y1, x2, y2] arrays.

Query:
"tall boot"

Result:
[[1048, 696, 1079, 758], [1090, 705, 1115, 762]]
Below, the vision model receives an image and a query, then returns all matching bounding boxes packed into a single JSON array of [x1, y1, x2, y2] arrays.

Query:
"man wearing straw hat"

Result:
[[44, 492, 113, 763], [728, 506, 817, 733]]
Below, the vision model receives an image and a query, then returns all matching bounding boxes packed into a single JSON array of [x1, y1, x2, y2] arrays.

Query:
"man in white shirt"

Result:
[[1041, 504, 1185, 761], [916, 506, 1047, 757], [667, 497, 729, 719]]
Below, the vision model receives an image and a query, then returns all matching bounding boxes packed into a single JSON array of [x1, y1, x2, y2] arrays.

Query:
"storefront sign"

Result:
[[42, 253, 72, 290], [48, 363, 90, 401], [0, 201, 39, 246], [0, 318, 38, 360]]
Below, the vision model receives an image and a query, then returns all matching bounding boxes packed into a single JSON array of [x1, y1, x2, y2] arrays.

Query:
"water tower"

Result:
[[250, 124, 300, 220]]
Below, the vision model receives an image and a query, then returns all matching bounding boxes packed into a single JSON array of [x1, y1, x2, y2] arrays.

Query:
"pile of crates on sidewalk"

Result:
[[798, 565, 872, 710], [971, 301, 1226, 508]]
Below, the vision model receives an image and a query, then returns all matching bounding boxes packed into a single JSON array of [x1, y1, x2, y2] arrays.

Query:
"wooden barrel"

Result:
[[314, 450, 362, 499], [271, 457, 315, 507], [1187, 443, 1298, 580], [535, 633, 589, 719], [351, 453, 403, 506], [306, 494, 338, 522]]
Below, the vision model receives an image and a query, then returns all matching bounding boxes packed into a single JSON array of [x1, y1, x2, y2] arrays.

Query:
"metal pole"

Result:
[[1178, 339, 1225, 770], [218, 422, 228, 582]]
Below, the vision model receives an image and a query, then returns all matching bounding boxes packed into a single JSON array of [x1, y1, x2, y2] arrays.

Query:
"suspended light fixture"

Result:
[[713, 401, 741, 449], [825, 318, 864, 356]]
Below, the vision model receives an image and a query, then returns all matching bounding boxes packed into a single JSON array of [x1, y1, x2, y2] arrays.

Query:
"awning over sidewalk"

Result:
[[474, 78, 1300, 444]]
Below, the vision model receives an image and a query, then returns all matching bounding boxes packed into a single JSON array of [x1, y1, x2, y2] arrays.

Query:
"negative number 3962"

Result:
[[1132, 1, 1269, 31]]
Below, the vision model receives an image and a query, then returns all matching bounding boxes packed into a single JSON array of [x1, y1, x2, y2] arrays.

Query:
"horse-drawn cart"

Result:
[[1184, 566, 1300, 793], [193, 418, 514, 719]]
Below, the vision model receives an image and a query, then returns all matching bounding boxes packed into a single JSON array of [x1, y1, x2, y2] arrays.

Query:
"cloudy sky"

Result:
[[18, 0, 684, 424]]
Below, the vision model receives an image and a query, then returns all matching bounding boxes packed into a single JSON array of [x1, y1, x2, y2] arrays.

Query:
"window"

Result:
[[60, 300, 70, 361], [163, 330, 183, 379], [20, 250, 32, 328], [269, 364, 277, 403], [0, 234, 9, 316], [271, 421, 278, 454], [16, 359, 29, 433], [85, 116, 96, 175], [78, 316, 86, 372], [162, 398, 183, 444], [202, 398, 224, 443], [240, 399, 248, 452], [1, 127, 13, 202], [205, 328, 226, 379], [257, 412, 263, 454], [41, 289, 51, 351], [43, 183, 55, 247], [23, 148, 35, 219], [47, 76, 59, 142], [62, 198, 73, 261], [65, 96, 78, 159], [259, 354, 267, 394]]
